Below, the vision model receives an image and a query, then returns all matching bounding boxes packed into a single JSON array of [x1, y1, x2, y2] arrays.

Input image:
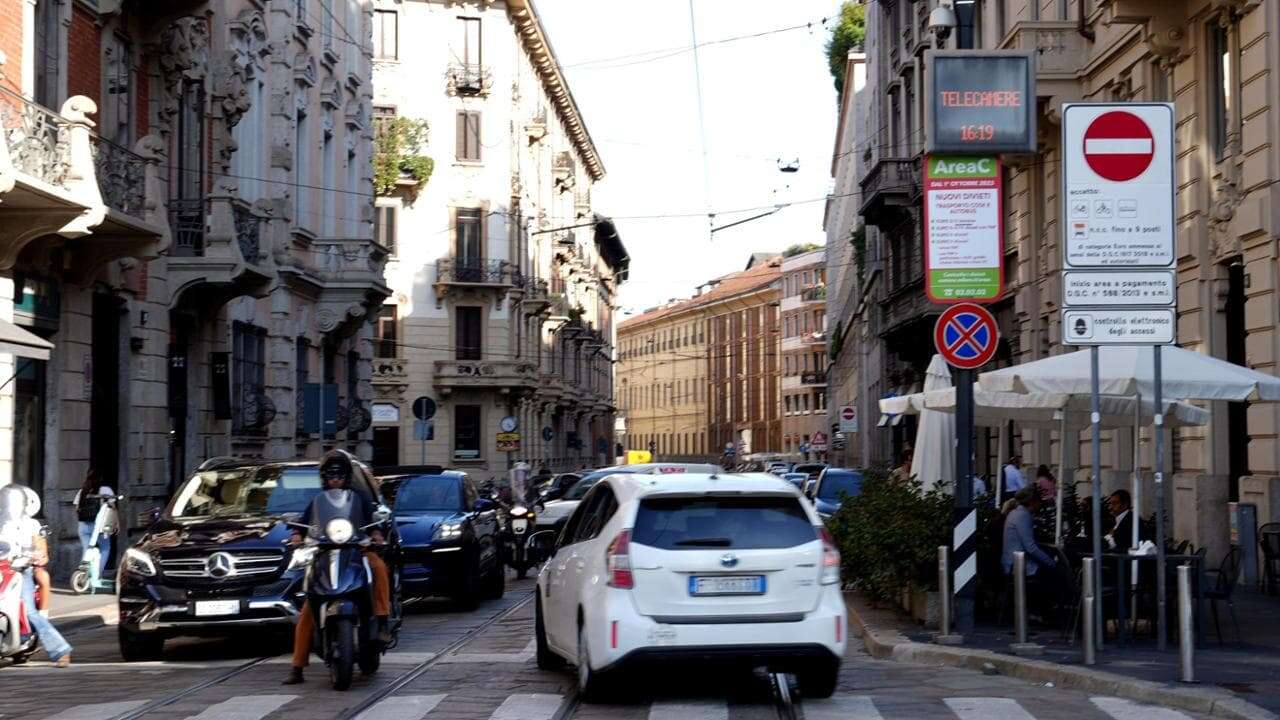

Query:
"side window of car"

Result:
[[574, 485, 617, 544], [558, 492, 592, 548]]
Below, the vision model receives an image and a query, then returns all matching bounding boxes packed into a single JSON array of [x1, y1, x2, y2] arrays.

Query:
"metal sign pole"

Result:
[[953, 367, 976, 633], [1154, 344, 1168, 649], [1090, 345, 1105, 649]]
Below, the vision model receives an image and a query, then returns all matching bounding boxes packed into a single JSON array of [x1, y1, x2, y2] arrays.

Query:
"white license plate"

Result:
[[689, 575, 765, 596], [512, 519, 528, 534], [194, 600, 241, 617]]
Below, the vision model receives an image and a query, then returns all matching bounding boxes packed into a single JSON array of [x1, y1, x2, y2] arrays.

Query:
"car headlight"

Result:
[[434, 522, 463, 540], [325, 518, 354, 543], [286, 545, 318, 571], [511, 505, 528, 516], [123, 548, 157, 577]]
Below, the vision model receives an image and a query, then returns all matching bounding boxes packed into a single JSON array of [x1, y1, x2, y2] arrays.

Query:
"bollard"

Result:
[[1008, 552, 1042, 655], [1082, 556, 1097, 665], [1178, 564, 1195, 682], [935, 545, 962, 645]]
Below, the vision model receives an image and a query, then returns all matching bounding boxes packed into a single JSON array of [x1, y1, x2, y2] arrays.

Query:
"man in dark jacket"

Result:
[[1106, 489, 1135, 550]]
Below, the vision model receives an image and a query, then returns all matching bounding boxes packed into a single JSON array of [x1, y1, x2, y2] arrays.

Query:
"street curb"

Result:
[[847, 601, 1279, 720]]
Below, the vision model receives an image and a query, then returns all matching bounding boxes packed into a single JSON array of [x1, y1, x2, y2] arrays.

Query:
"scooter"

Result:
[[504, 502, 539, 580], [0, 542, 39, 665], [71, 494, 120, 595]]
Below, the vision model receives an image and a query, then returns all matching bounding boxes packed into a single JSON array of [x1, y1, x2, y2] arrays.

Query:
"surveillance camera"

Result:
[[929, 5, 957, 40]]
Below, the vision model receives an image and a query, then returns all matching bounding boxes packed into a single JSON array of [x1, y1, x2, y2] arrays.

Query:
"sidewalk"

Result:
[[46, 586, 117, 633], [844, 589, 1280, 720]]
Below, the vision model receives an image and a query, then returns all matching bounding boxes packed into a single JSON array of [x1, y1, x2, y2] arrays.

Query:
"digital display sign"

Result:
[[926, 50, 1036, 155]]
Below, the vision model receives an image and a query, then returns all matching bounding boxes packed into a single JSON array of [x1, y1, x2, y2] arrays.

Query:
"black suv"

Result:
[[116, 455, 399, 660]]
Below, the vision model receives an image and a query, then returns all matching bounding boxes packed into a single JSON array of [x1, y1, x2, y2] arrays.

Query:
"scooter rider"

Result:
[[282, 450, 391, 685], [0, 485, 72, 666]]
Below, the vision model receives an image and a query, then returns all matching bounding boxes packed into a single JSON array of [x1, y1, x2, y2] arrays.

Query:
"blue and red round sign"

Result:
[[934, 303, 999, 370]]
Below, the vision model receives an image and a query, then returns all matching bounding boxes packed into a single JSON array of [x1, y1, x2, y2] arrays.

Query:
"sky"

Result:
[[536, 0, 845, 315]]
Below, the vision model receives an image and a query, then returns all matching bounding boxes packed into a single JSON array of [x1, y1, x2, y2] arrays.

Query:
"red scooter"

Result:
[[0, 542, 39, 664]]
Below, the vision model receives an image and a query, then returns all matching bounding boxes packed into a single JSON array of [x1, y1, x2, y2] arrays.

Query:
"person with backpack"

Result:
[[73, 469, 114, 578]]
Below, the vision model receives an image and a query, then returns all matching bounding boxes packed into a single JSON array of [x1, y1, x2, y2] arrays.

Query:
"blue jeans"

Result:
[[78, 521, 110, 579], [21, 570, 71, 661]]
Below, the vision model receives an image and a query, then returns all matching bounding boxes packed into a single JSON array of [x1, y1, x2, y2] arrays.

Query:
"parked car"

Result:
[[793, 463, 827, 480], [533, 471, 846, 701], [781, 472, 809, 489], [806, 468, 865, 519], [117, 454, 400, 661], [536, 473, 582, 503], [378, 469, 503, 607], [534, 463, 724, 537]]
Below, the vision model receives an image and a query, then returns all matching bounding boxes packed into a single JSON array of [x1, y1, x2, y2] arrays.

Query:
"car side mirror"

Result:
[[525, 530, 556, 561], [373, 504, 392, 523]]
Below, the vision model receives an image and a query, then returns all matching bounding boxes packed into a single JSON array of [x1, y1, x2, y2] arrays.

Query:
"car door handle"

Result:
[[574, 560, 585, 571]]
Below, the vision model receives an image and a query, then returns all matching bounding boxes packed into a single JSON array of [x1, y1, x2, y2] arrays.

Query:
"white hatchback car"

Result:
[[533, 472, 846, 701]]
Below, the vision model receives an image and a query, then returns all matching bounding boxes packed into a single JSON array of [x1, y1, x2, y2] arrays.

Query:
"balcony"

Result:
[[553, 151, 575, 193], [859, 158, 920, 228], [521, 276, 551, 314], [433, 359, 539, 395], [168, 194, 274, 309], [1001, 20, 1090, 96], [800, 284, 827, 304], [445, 63, 493, 97], [434, 257, 521, 306], [802, 330, 826, 346], [313, 238, 392, 338], [800, 370, 825, 386], [371, 357, 409, 397], [525, 108, 548, 142]]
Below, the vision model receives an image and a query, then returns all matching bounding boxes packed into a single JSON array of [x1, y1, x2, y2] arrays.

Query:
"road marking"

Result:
[[443, 641, 536, 663], [803, 696, 885, 720], [647, 701, 728, 720], [944, 698, 1035, 720], [181, 695, 297, 720], [1092, 697, 1194, 720], [354, 695, 447, 720], [489, 694, 562, 720], [41, 701, 150, 720]]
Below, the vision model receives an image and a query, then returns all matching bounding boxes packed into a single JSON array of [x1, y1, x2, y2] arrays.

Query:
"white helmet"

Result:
[[21, 485, 40, 518], [0, 485, 25, 524]]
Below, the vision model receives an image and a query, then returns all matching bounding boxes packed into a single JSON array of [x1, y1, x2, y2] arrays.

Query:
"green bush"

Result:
[[825, 468, 953, 603]]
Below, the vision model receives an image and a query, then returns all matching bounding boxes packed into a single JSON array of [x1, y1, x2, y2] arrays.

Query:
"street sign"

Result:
[[499, 415, 518, 432], [413, 419, 433, 441], [1062, 104, 1174, 269], [838, 405, 858, 433], [496, 432, 521, 453], [934, 303, 1000, 370], [723, 442, 735, 456], [811, 432, 829, 452], [411, 396, 436, 420], [541, 426, 554, 442], [923, 155, 1003, 302], [925, 50, 1037, 154], [1063, 308, 1175, 345], [1063, 270, 1175, 306]]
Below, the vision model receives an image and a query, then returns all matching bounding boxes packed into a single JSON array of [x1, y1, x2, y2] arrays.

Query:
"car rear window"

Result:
[[631, 496, 817, 550]]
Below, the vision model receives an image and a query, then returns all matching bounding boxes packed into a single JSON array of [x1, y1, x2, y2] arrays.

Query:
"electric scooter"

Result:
[[71, 494, 120, 594]]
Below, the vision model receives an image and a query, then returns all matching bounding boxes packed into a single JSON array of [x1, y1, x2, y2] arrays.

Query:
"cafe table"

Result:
[[1102, 551, 1206, 647]]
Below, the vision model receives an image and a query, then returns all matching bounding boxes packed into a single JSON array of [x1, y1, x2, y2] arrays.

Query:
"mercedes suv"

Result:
[[116, 455, 398, 660]]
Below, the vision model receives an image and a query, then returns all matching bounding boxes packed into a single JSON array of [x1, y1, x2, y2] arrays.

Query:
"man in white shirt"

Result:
[[1003, 454, 1026, 502]]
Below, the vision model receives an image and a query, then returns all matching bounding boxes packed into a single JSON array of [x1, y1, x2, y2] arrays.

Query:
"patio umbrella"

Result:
[[911, 356, 955, 494]]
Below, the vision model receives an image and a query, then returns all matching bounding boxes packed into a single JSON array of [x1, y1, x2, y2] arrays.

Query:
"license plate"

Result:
[[512, 519, 528, 534], [194, 600, 241, 617], [688, 575, 765, 596]]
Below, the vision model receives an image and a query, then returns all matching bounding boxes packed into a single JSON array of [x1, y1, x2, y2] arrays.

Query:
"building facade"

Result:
[[833, 0, 1280, 564], [616, 300, 712, 463], [370, 0, 627, 478], [0, 0, 390, 570], [779, 249, 829, 460]]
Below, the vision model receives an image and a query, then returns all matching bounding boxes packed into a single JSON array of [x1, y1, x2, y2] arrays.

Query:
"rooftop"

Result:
[[619, 257, 782, 331]]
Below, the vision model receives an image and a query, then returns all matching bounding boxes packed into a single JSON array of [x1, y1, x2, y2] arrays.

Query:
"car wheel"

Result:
[[452, 552, 481, 610], [576, 622, 610, 702], [534, 596, 562, 670], [118, 628, 164, 662], [797, 663, 839, 699]]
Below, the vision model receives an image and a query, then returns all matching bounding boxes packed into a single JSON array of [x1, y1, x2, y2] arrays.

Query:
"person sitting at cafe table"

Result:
[[1003, 487, 1056, 576], [1105, 489, 1136, 550]]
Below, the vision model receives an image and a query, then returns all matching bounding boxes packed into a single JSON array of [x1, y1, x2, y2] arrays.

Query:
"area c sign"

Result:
[[925, 50, 1036, 155], [923, 155, 1003, 302]]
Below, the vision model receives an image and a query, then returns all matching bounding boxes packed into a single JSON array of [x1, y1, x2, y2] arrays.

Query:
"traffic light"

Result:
[[647, 440, 656, 454]]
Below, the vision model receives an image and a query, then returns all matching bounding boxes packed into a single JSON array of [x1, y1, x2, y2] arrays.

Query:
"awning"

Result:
[[0, 319, 52, 360]]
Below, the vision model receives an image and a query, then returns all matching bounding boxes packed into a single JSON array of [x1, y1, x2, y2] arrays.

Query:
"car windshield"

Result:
[[394, 475, 462, 512], [818, 472, 863, 502], [632, 496, 816, 550], [168, 466, 329, 518]]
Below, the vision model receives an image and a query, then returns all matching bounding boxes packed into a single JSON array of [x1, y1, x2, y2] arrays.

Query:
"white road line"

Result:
[[489, 694, 563, 720], [1092, 697, 1194, 720], [647, 701, 728, 720], [41, 701, 150, 720], [181, 695, 297, 720], [803, 696, 885, 720], [354, 695, 447, 720], [944, 697, 1036, 720]]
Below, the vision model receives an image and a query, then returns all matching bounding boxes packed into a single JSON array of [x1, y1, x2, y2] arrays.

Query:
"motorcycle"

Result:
[[503, 501, 539, 580], [0, 542, 39, 665], [290, 490, 395, 691]]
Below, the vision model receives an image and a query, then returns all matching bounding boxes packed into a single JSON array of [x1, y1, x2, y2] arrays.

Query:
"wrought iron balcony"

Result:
[[800, 284, 827, 303], [445, 63, 493, 96], [169, 198, 206, 256], [800, 370, 825, 386], [167, 195, 273, 309], [436, 258, 515, 285], [859, 158, 920, 227], [91, 135, 145, 218], [0, 86, 69, 187]]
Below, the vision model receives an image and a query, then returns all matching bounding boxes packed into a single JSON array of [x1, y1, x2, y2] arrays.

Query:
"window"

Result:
[[955, 0, 979, 49], [456, 111, 481, 162], [632, 496, 816, 550], [34, 0, 60, 108], [232, 322, 267, 434], [346, 147, 358, 236], [295, 108, 310, 229], [457, 306, 482, 360], [376, 305, 397, 358], [176, 80, 205, 201], [102, 34, 134, 148], [373, 10, 398, 60], [1210, 23, 1232, 160], [322, 114, 335, 235], [456, 208, 482, 264], [1150, 60, 1170, 102], [233, 73, 265, 201], [374, 205, 396, 254], [454, 405, 481, 461], [295, 338, 309, 434], [459, 17, 482, 67], [320, 0, 333, 50]]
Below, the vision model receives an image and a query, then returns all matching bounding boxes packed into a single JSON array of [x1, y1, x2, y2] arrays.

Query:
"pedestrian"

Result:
[[1002, 454, 1026, 502], [73, 469, 114, 579], [0, 485, 72, 666], [1035, 465, 1056, 504]]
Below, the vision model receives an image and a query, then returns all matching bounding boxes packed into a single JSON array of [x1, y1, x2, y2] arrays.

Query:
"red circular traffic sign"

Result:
[[1083, 110, 1155, 182], [840, 407, 856, 421], [934, 303, 999, 370]]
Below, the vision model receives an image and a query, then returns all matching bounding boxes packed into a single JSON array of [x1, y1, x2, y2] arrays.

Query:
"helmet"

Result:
[[0, 485, 25, 524], [21, 486, 40, 518], [319, 449, 356, 488]]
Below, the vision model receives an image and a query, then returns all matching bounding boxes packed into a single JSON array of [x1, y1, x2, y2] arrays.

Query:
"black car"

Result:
[[117, 455, 399, 660], [535, 472, 582, 502], [378, 469, 503, 607]]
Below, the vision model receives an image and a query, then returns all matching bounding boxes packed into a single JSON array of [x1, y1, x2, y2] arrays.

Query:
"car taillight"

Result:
[[818, 527, 841, 585], [606, 530, 634, 589]]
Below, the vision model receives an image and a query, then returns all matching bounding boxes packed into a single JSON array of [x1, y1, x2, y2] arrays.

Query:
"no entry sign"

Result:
[[934, 303, 999, 370], [1083, 111, 1155, 182]]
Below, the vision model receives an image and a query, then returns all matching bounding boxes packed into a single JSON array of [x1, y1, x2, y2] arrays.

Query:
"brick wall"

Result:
[[67, 4, 101, 106], [0, 0, 22, 93]]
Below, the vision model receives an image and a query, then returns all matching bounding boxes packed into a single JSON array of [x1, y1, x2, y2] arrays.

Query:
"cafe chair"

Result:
[[1260, 523, 1280, 596], [1204, 546, 1243, 644]]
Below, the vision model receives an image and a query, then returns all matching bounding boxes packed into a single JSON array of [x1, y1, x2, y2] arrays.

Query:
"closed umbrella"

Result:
[[911, 356, 955, 494]]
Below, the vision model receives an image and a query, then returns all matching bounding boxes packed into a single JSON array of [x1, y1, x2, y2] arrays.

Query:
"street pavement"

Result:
[[2, 574, 1213, 720]]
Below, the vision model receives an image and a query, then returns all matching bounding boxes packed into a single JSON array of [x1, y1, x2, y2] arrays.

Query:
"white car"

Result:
[[533, 472, 846, 701], [534, 463, 724, 534]]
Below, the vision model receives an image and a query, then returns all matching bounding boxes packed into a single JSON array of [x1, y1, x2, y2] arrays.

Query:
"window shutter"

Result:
[[468, 112, 481, 160], [456, 111, 466, 159]]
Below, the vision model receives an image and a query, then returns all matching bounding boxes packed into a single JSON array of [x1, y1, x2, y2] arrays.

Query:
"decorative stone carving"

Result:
[[317, 307, 339, 332], [294, 54, 317, 87], [320, 78, 340, 110], [1209, 165, 1245, 260], [156, 17, 209, 136]]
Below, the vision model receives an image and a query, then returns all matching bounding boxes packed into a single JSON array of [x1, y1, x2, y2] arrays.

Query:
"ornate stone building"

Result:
[[0, 0, 388, 570], [370, 0, 627, 477]]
